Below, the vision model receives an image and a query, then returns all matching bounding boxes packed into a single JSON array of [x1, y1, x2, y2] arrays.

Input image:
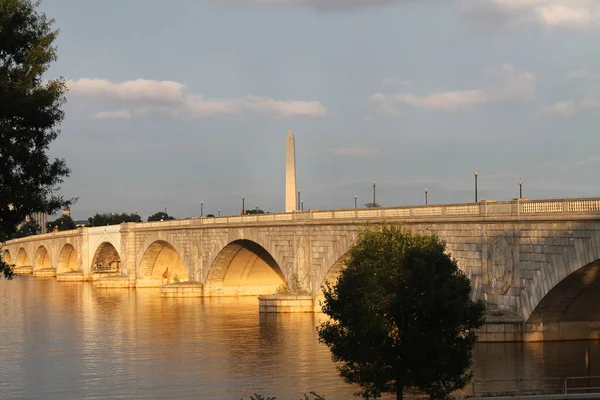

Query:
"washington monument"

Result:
[[286, 129, 297, 213]]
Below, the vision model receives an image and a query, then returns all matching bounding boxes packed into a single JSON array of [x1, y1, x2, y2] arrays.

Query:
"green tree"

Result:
[[147, 212, 175, 222], [317, 223, 484, 400], [47, 214, 76, 231], [88, 213, 141, 226], [245, 208, 265, 215], [0, 0, 73, 278], [364, 202, 381, 208], [11, 220, 40, 239]]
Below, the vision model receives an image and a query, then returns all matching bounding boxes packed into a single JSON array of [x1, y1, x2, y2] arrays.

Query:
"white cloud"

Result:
[[566, 69, 600, 80], [329, 147, 380, 157], [369, 64, 535, 115], [461, 0, 600, 31], [576, 156, 600, 165], [213, 0, 404, 11], [67, 78, 326, 119], [382, 78, 411, 86], [544, 100, 576, 117], [544, 96, 600, 117], [244, 95, 327, 118], [90, 109, 132, 120], [68, 78, 185, 103]]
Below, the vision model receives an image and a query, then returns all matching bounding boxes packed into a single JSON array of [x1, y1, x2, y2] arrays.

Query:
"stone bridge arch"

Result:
[[204, 238, 286, 297], [33, 245, 53, 271], [136, 240, 189, 287], [522, 229, 600, 340], [15, 247, 30, 267], [57, 244, 79, 274], [203, 228, 288, 282], [91, 242, 121, 276], [2, 249, 12, 266]]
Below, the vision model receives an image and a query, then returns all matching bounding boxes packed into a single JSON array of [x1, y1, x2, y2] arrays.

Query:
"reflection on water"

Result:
[[0, 277, 595, 399]]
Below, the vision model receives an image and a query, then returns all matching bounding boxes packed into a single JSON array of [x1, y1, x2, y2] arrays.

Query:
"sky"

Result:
[[39, 0, 600, 220]]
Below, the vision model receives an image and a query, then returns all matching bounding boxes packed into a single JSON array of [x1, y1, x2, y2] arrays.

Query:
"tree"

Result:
[[147, 212, 175, 222], [245, 208, 265, 215], [0, 0, 73, 278], [364, 202, 381, 208], [87, 213, 141, 226], [317, 223, 485, 400], [47, 214, 76, 231], [11, 220, 40, 239]]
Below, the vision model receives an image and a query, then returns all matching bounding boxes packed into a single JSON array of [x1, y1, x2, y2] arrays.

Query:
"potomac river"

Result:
[[0, 277, 598, 399]]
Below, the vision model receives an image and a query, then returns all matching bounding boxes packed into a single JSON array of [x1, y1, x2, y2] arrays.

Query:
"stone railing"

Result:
[[7, 198, 600, 244], [130, 197, 600, 229]]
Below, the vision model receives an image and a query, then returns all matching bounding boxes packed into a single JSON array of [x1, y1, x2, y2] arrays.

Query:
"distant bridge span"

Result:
[[4, 197, 600, 342]]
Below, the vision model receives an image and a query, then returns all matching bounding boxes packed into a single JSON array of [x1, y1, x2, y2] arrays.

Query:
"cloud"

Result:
[[461, 0, 600, 31], [244, 95, 327, 118], [544, 96, 600, 117], [382, 78, 411, 86], [67, 78, 326, 119], [566, 69, 600, 80], [544, 100, 576, 117], [329, 147, 380, 157], [90, 109, 133, 120], [369, 64, 535, 115], [576, 156, 600, 165], [212, 0, 406, 11]]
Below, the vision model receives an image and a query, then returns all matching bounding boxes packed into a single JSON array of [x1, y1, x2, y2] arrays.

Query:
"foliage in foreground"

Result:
[[318, 223, 485, 400], [1, 0, 74, 278]]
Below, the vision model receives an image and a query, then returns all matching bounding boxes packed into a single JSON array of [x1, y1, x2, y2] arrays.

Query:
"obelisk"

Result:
[[285, 129, 297, 212]]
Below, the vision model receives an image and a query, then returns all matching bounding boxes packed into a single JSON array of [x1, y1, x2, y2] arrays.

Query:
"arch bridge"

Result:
[[4, 197, 600, 342]]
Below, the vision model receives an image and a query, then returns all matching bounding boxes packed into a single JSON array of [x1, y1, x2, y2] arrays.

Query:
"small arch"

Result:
[[205, 239, 286, 296], [137, 240, 189, 285], [15, 248, 30, 267], [57, 244, 79, 274], [91, 242, 121, 274], [33, 246, 53, 271], [2, 250, 12, 266]]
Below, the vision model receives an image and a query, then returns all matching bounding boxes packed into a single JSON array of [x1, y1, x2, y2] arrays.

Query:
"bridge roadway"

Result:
[[4, 197, 600, 342]]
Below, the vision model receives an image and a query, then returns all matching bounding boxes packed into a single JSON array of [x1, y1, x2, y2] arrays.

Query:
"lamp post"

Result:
[[255, 204, 259, 213], [425, 188, 428, 205], [373, 181, 376, 206], [218, 209, 221, 217], [242, 196, 245, 215], [301, 200, 304, 212], [297, 190, 300, 211], [164, 205, 167, 216], [354, 194, 357, 209], [201, 201, 203, 218], [474, 171, 478, 203], [519, 178, 523, 199]]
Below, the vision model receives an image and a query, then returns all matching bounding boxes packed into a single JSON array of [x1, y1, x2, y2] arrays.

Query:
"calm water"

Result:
[[0, 277, 598, 400]]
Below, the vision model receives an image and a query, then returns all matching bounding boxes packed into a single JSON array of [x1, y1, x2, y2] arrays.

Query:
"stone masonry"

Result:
[[4, 197, 600, 341]]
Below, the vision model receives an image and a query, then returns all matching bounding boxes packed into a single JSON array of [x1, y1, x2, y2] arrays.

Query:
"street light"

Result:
[[301, 200, 304, 212], [164, 205, 167, 216], [255, 204, 259, 213], [425, 188, 428, 205], [354, 194, 357, 209], [242, 196, 245, 215], [373, 181, 376, 206], [519, 178, 523, 199], [201, 201, 204, 218], [474, 171, 478, 203], [297, 190, 301, 211], [218, 209, 221, 217]]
